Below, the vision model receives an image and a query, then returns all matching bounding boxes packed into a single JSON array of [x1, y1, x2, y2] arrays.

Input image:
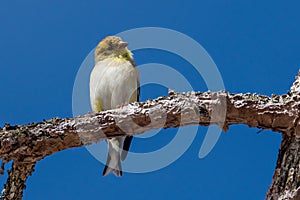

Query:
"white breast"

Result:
[[90, 58, 139, 111]]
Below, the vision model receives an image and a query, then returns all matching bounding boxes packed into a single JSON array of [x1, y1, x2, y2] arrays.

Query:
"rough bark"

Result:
[[266, 134, 300, 200], [1, 162, 35, 200], [266, 72, 300, 200], [0, 71, 300, 199]]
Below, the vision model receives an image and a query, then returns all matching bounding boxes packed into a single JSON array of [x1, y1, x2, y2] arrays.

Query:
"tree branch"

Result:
[[266, 134, 300, 200], [266, 71, 300, 200], [1, 71, 300, 199], [1, 162, 35, 200], [1, 90, 297, 163]]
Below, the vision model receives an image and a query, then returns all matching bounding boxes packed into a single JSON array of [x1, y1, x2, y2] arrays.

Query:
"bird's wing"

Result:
[[121, 67, 140, 161], [136, 67, 140, 102]]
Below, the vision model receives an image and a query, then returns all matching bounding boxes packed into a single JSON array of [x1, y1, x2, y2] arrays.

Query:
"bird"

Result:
[[89, 36, 140, 177]]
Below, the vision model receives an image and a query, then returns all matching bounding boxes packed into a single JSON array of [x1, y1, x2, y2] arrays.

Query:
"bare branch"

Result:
[[0, 71, 300, 199], [1, 162, 35, 200], [266, 134, 300, 200], [1, 90, 298, 165], [266, 71, 300, 200]]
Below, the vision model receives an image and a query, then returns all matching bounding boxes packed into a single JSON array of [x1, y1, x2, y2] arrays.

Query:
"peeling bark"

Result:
[[0, 71, 300, 199]]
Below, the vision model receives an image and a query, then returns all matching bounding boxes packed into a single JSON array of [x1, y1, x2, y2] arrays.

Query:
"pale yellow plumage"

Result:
[[89, 36, 139, 177]]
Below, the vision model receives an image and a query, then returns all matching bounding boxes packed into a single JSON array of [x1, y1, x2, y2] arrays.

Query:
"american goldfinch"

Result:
[[90, 36, 139, 177]]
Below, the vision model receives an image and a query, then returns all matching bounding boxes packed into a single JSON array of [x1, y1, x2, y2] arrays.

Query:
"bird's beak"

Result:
[[118, 41, 128, 49]]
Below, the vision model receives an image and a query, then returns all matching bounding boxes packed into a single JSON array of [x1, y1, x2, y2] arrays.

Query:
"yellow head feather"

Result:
[[94, 36, 134, 65]]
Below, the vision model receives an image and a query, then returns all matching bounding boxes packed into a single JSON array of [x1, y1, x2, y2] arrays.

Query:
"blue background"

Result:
[[0, 1, 299, 199]]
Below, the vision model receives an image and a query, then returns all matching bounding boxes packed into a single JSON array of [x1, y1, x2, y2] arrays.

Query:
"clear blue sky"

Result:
[[0, 1, 299, 199]]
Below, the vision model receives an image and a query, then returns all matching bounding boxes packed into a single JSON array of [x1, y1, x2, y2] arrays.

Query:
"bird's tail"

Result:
[[102, 161, 122, 177], [102, 138, 123, 177]]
